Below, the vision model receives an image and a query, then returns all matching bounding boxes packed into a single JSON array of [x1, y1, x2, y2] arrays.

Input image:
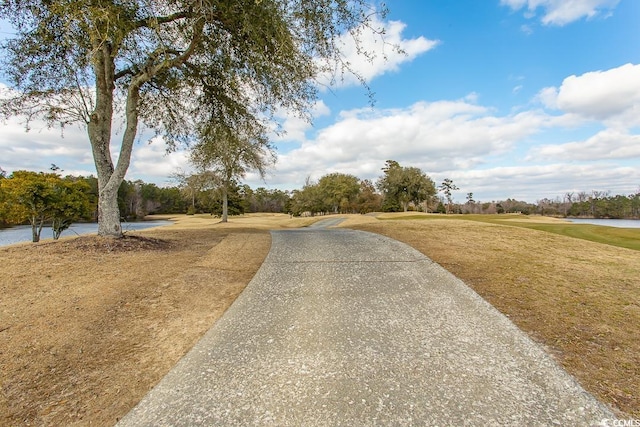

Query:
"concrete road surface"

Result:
[[118, 223, 613, 426]]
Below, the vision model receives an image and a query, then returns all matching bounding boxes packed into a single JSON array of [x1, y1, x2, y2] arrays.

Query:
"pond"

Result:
[[566, 218, 640, 228], [0, 220, 172, 247]]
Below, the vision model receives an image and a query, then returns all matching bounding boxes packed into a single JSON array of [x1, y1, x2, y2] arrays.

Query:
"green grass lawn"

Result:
[[380, 214, 640, 251]]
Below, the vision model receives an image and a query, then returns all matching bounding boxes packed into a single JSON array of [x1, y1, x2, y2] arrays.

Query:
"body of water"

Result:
[[0, 220, 172, 247], [566, 218, 640, 228]]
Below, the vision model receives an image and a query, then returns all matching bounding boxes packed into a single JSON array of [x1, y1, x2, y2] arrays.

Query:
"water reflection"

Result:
[[0, 220, 172, 247], [566, 218, 640, 228]]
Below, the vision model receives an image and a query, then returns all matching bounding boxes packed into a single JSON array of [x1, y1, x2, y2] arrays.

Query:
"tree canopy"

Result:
[[0, 171, 92, 241], [1, 0, 389, 237], [189, 120, 275, 222], [316, 173, 361, 214], [377, 160, 436, 212], [439, 178, 459, 214], [289, 173, 382, 216]]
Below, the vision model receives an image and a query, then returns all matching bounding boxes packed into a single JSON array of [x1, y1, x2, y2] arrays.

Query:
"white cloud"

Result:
[[520, 24, 533, 35], [527, 128, 640, 161], [450, 163, 638, 201], [0, 116, 94, 175], [536, 86, 559, 109], [536, 63, 640, 127], [268, 98, 551, 189], [501, 0, 620, 26], [259, 62, 640, 201], [0, 113, 189, 184], [128, 137, 191, 184], [318, 17, 439, 88], [3, 58, 638, 204], [271, 100, 331, 143]]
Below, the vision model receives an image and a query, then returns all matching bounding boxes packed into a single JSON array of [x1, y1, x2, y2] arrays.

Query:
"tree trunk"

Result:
[[30, 217, 40, 243], [97, 185, 122, 236], [29, 216, 45, 242], [221, 187, 228, 223], [88, 44, 121, 237], [85, 22, 201, 238], [88, 44, 144, 238]]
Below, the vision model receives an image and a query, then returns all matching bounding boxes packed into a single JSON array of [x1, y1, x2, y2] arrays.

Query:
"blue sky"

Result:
[[2, 0, 640, 203]]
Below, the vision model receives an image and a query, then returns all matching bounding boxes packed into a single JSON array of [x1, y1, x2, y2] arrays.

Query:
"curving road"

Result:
[[118, 221, 613, 426]]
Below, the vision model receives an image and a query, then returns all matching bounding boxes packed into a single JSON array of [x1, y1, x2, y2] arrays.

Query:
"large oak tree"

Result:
[[1, 0, 388, 237], [377, 160, 436, 212]]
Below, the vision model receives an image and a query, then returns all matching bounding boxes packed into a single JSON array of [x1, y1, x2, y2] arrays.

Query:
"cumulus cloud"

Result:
[[0, 112, 189, 183], [318, 17, 439, 88], [501, 0, 620, 26], [263, 61, 640, 201], [537, 63, 640, 127], [527, 128, 640, 161], [536, 86, 559, 109], [0, 116, 94, 175], [269, 98, 552, 189]]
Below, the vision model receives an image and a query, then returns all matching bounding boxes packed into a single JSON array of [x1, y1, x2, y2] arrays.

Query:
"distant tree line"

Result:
[[289, 173, 380, 216], [288, 161, 439, 216], [441, 191, 640, 219], [2, 163, 638, 241], [537, 191, 640, 219], [225, 160, 640, 220]]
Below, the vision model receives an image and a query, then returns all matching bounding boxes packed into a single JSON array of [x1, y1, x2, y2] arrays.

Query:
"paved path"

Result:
[[118, 222, 613, 426]]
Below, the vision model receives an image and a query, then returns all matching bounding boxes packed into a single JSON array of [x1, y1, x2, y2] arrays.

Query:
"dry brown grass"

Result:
[[2, 212, 638, 424], [343, 213, 640, 418], [0, 214, 316, 426]]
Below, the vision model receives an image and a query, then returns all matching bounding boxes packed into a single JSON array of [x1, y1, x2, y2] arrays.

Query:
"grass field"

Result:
[[377, 213, 640, 251], [1, 212, 638, 424]]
